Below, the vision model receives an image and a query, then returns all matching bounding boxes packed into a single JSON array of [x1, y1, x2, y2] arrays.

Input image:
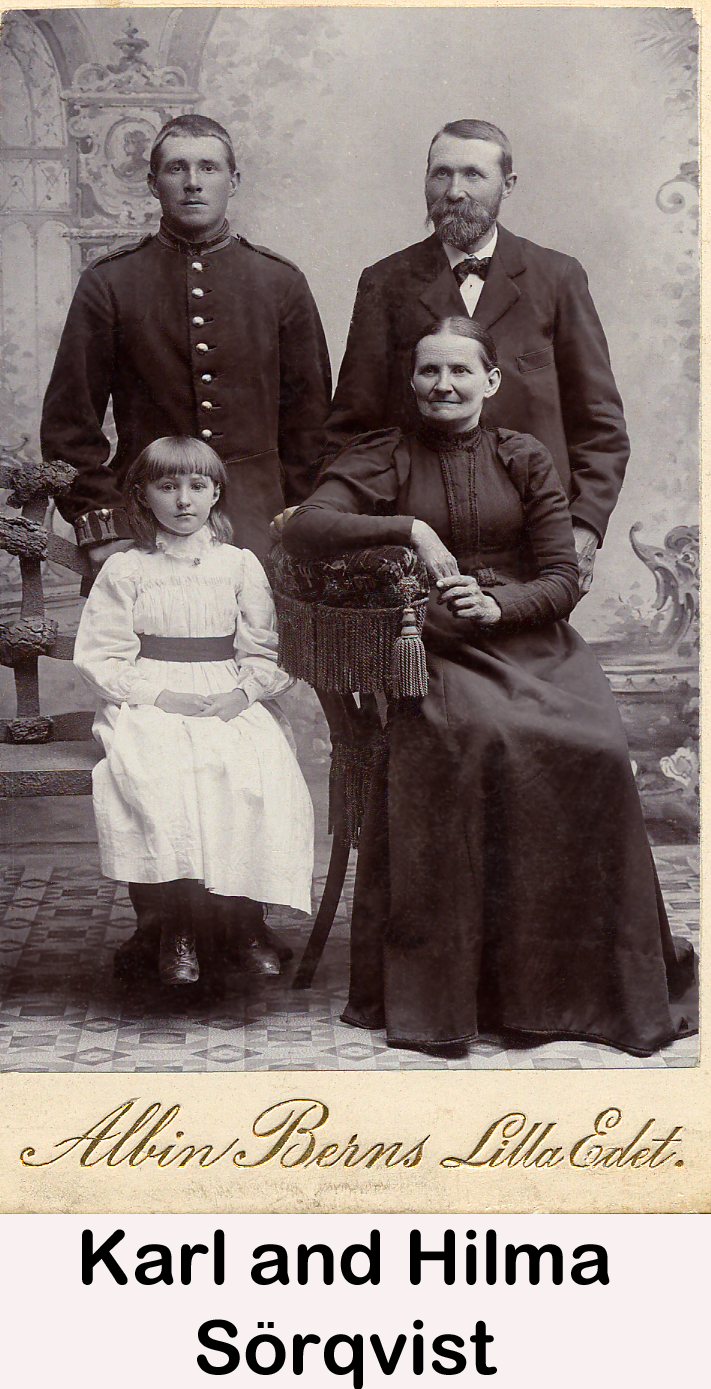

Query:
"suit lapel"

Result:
[[415, 227, 527, 329], [473, 224, 526, 330], [417, 237, 467, 320], [419, 264, 469, 320]]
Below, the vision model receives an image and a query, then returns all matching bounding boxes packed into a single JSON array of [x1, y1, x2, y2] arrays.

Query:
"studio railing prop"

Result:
[[0, 439, 99, 796]]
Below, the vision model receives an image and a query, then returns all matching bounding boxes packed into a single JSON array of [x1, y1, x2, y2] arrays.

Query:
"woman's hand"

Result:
[[436, 575, 502, 625], [195, 689, 250, 722], [155, 690, 212, 715], [410, 519, 459, 580]]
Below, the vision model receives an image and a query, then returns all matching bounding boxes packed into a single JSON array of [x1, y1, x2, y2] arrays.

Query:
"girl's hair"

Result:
[[122, 437, 233, 550], [412, 317, 499, 374]]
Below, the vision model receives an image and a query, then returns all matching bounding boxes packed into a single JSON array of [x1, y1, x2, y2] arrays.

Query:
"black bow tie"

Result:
[[453, 256, 491, 286]]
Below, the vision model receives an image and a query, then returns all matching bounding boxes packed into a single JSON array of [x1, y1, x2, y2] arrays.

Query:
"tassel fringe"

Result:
[[392, 605, 428, 699], [329, 735, 387, 849], [274, 592, 428, 696]]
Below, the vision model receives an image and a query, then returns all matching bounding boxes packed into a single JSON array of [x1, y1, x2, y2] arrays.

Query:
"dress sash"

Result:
[[137, 633, 235, 662]]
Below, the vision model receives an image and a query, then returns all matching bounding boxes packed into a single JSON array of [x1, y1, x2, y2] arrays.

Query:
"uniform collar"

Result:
[[156, 218, 232, 255], [155, 524, 216, 561]]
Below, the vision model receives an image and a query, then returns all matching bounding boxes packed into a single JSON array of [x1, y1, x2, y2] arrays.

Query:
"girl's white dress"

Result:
[[73, 526, 314, 912]]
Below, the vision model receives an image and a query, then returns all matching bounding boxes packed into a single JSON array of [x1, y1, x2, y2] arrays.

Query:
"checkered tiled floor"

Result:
[[0, 797, 698, 1071]]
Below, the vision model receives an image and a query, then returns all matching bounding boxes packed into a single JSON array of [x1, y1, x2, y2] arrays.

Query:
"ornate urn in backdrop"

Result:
[[594, 526, 699, 837]]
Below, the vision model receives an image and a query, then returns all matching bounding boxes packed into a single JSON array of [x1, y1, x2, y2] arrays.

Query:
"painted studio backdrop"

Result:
[[0, 5, 699, 836]]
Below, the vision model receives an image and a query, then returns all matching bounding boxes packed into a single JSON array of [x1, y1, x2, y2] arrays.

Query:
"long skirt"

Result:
[[342, 609, 695, 1055], [91, 698, 314, 913]]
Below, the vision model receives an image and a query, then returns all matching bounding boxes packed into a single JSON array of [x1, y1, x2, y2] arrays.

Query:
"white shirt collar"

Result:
[[442, 225, 498, 268], [155, 524, 215, 561]]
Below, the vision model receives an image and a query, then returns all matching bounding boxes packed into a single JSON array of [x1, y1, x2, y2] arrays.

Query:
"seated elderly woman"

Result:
[[283, 317, 694, 1059]]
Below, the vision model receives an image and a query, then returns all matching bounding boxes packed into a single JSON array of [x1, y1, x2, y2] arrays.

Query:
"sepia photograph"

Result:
[[0, 4, 699, 1098]]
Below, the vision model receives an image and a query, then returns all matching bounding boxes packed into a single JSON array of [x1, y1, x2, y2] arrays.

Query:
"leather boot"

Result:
[[218, 897, 281, 976], [158, 881, 200, 986], [114, 883, 164, 980]]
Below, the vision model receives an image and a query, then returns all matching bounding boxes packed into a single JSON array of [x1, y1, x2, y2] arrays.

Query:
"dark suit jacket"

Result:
[[41, 224, 331, 559], [324, 226, 629, 541]]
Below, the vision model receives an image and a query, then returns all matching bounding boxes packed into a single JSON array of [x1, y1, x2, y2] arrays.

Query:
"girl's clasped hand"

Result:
[[154, 688, 249, 720]]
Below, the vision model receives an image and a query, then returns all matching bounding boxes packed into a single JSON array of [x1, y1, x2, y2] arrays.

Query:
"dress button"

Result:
[[201, 400, 213, 410], [201, 429, 213, 440], [191, 261, 203, 271], [192, 315, 205, 326], [201, 373, 213, 383], [196, 342, 209, 353], [191, 287, 204, 298]]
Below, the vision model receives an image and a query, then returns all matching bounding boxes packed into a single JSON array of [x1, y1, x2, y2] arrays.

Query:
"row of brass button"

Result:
[[191, 262, 217, 439]]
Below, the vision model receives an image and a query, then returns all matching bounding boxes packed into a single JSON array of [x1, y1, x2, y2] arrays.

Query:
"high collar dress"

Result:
[[285, 425, 695, 1055]]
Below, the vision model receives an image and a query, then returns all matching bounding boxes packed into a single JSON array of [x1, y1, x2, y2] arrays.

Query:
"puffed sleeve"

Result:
[[283, 429, 415, 555], [484, 431, 580, 626], [73, 553, 166, 707], [232, 550, 294, 704]]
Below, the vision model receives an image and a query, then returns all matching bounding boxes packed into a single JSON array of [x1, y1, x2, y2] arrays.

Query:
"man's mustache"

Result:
[[428, 194, 488, 227]]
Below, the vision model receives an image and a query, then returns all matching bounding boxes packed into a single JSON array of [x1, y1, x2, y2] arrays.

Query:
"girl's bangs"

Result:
[[144, 439, 226, 483]]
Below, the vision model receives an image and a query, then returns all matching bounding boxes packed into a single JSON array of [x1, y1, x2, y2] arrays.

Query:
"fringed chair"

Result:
[[265, 542, 429, 987]]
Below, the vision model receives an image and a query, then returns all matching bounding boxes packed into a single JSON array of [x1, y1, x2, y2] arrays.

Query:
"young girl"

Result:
[[73, 437, 314, 987]]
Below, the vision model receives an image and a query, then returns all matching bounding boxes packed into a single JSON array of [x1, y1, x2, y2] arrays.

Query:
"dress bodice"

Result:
[[394, 426, 534, 577], [284, 425, 580, 627], [73, 527, 291, 709], [128, 528, 244, 638]]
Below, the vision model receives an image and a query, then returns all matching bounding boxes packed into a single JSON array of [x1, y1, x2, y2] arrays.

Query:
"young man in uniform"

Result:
[[42, 114, 331, 980]]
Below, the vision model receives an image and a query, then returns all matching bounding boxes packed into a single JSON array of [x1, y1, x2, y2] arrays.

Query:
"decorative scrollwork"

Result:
[[72, 21, 188, 94], [61, 20, 198, 233], [656, 160, 699, 214], [628, 522, 699, 652]]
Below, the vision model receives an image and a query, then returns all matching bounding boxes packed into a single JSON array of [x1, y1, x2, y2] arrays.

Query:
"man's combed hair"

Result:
[[150, 114, 238, 176], [427, 120, 513, 178], [123, 436, 233, 550]]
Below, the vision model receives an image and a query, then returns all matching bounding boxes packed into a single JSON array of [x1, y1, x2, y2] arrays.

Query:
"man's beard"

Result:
[[427, 194, 500, 250]]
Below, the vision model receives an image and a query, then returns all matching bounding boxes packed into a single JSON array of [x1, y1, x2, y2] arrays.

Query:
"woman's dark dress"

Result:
[[284, 424, 694, 1055]]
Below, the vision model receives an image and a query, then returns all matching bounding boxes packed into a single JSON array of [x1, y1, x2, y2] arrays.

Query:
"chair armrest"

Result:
[[265, 542, 429, 695]]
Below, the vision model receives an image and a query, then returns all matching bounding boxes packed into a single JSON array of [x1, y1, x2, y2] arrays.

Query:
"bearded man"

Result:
[[323, 119, 630, 592]]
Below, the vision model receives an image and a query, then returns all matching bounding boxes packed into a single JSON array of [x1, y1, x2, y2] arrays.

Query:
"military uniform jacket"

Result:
[[41, 222, 332, 557], [323, 226, 629, 541]]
